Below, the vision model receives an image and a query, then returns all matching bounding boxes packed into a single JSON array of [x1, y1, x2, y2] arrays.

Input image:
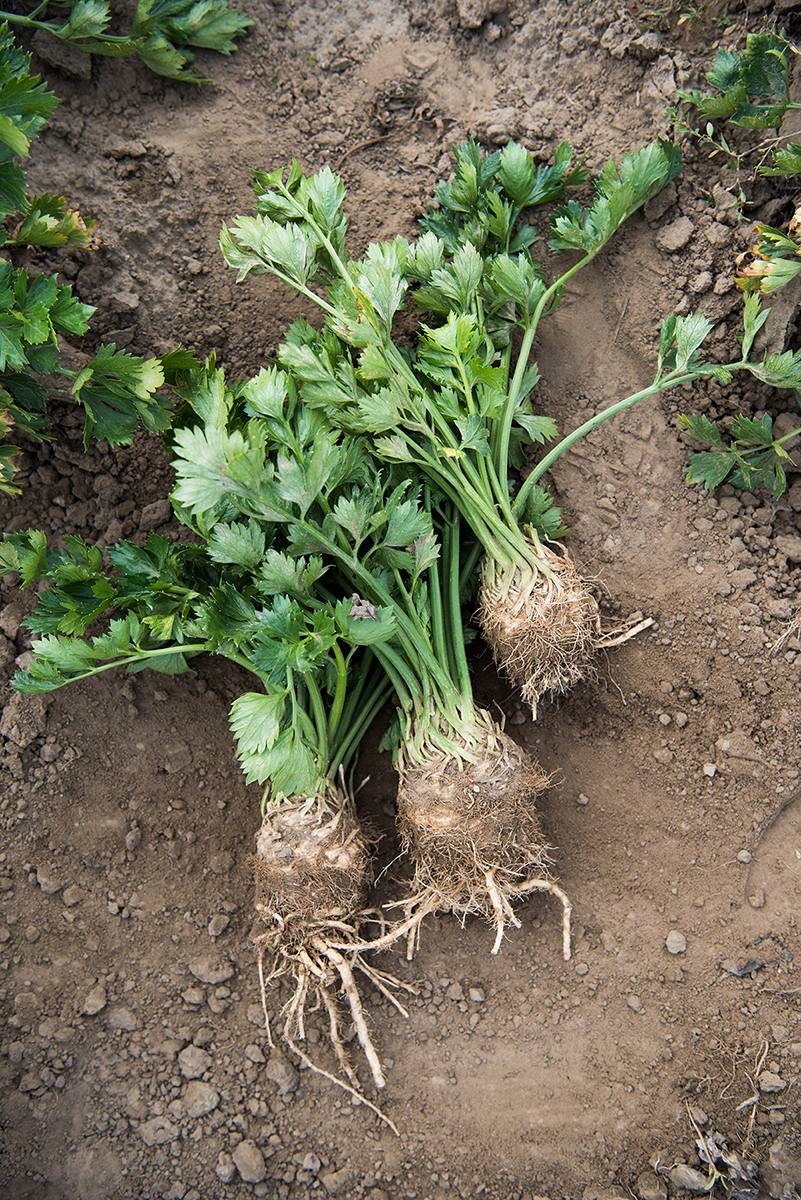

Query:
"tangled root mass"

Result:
[[391, 717, 572, 959], [251, 802, 410, 1132], [478, 542, 600, 713]]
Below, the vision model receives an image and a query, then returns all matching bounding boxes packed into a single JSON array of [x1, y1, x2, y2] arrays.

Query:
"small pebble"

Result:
[[232, 1140, 266, 1184], [183, 1079, 219, 1117], [668, 1165, 710, 1193], [82, 985, 107, 1015], [737, 850, 752, 864], [666, 931, 686, 955], [187, 956, 235, 985], [178, 1045, 212, 1078], [36, 867, 60, 895], [627, 995, 643, 1013], [759, 1071, 786, 1093], [636, 1169, 668, 1200], [216, 1155, 236, 1185]]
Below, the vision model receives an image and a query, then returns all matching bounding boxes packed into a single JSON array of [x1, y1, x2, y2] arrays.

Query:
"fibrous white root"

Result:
[[253, 916, 416, 1136]]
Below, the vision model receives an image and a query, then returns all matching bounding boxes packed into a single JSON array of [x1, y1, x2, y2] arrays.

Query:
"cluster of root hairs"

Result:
[[387, 724, 572, 959], [251, 803, 415, 1133], [253, 909, 415, 1134], [479, 541, 654, 714], [479, 543, 601, 713]]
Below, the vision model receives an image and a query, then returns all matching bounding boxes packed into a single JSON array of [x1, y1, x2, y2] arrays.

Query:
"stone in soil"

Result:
[[232, 1140, 267, 1183]]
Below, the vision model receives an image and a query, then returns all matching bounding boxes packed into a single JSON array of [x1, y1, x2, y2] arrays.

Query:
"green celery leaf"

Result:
[[229, 690, 285, 757], [729, 412, 774, 446], [159, 0, 253, 52], [330, 493, 371, 543], [356, 259, 408, 327], [684, 450, 735, 490], [354, 386, 401, 432], [172, 424, 286, 519], [273, 436, 341, 517], [729, 450, 786, 498], [0, 528, 48, 584], [11, 193, 96, 247], [60, 0, 113, 40], [372, 435, 414, 461], [384, 490, 431, 547], [514, 413, 557, 444], [674, 313, 713, 371], [0, 160, 28, 217], [678, 412, 726, 447], [747, 349, 801, 389], [677, 32, 792, 129], [454, 413, 490, 456], [242, 365, 290, 420], [305, 166, 346, 236], [518, 484, 568, 539], [740, 291, 771, 358], [0, 54, 59, 160], [549, 140, 681, 255], [410, 530, 440, 577], [134, 32, 198, 80], [408, 231, 446, 281], [763, 145, 801, 175], [257, 549, 326, 597], [207, 520, 266, 570], [240, 724, 322, 793]]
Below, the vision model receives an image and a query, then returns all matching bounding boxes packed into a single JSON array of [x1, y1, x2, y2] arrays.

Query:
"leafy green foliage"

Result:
[[678, 408, 800, 498], [676, 31, 794, 130], [0, 29, 203, 492], [0, 24, 57, 177], [0, 0, 253, 83], [420, 138, 587, 255], [549, 141, 682, 255], [222, 139, 687, 562], [672, 32, 801, 187], [3, 344, 484, 804], [669, 32, 801, 497]]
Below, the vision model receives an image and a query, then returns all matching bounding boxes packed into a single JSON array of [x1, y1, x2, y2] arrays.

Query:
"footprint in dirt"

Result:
[[741, 789, 801, 926]]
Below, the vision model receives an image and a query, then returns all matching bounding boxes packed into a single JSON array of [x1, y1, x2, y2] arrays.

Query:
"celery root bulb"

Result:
[[478, 541, 600, 713], [251, 801, 409, 1131], [391, 717, 571, 959], [253, 800, 371, 922]]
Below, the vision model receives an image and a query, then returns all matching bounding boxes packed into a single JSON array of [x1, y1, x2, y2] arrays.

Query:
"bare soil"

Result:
[[1, 2, 801, 1199]]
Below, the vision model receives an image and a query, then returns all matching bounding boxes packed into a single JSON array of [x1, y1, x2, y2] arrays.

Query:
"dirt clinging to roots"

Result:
[[396, 724, 551, 902], [391, 718, 574, 959], [251, 801, 411, 1122], [253, 801, 370, 925], [478, 540, 601, 711]]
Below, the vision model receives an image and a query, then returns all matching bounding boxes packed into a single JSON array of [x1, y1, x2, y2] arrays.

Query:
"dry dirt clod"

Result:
[[232, 1139, 267, 1183]]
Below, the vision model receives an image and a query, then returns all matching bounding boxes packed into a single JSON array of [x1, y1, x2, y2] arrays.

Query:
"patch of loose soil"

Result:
[[1, 1, 801, 1198]]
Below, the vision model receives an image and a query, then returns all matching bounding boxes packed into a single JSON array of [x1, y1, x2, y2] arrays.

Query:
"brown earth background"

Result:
[[1, 0, 801, 1198]]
